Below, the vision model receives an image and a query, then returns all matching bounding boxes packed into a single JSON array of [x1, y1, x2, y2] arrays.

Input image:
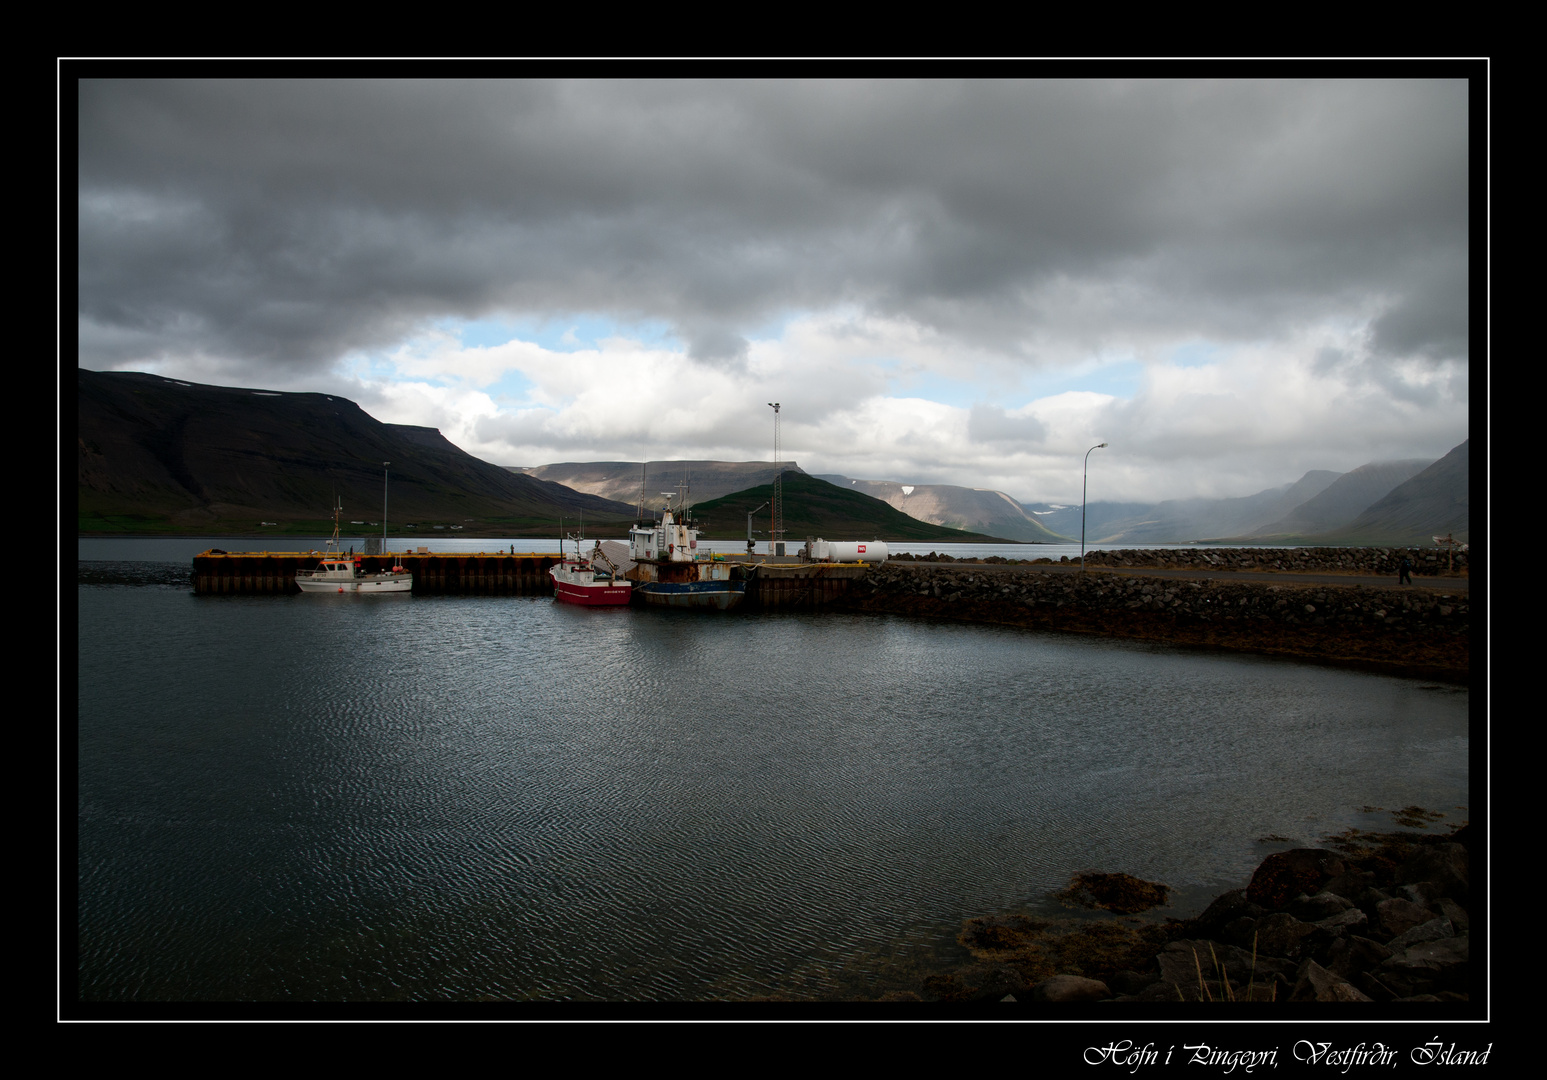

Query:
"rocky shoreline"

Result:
[[840, 553, 1470, 680], [909, 824, 1472, 1004], [890, 545, 1469, 577]]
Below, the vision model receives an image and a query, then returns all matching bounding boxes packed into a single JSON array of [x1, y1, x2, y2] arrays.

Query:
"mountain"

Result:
[[1144, 472, 1347, 543], [1019, 500, 1167, 543], [516, 460, 804, 512], [690, 472, 1013, 544], [812, 475, 1070, 543], [1313, 441, 1469, 545], [1247, 459, 1432, 541], [77, 369, 635, 535], [1018, 444, 1468, 547], [1023, 471, 1345, 544]]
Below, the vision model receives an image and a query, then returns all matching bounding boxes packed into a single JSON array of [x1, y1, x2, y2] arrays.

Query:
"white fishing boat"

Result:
[[296, 500, 413, 594], [627, 490, 746, 610]]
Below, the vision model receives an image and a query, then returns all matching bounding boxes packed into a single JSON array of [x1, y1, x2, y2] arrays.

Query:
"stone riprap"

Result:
[[841, 556, 1469, 678], [925, 829, 1473, 1004], [890, 545, 1469, 576]]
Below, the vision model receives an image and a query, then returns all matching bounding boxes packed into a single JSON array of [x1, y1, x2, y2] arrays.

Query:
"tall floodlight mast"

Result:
[[768, 403, 783, 555], [382, 462, 390, 552]]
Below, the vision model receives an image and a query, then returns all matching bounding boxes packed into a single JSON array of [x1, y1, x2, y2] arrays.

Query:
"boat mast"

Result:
[[680, 463, 690, 527]]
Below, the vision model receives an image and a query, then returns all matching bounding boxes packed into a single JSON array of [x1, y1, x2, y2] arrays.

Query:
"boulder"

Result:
[[1290, 959, 1373, 1001], [1388, 917, 1455, 951], [1290, 891, 1354, 921], [1190, 889, 1266, 936], [1321, 935, 1393, 982], [1394, 843, 1469, 903], [1030, 974, 1112, 1002], [1246, 849, 1346, 910], [1375, 896, 1433, 939], [1254, 912, 1316, 960], [1431, 897, 1469, 935]]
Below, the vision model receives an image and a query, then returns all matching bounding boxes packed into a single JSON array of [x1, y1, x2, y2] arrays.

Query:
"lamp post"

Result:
[[748, 501, 768, 555], [1081, 443, 1107, 571]]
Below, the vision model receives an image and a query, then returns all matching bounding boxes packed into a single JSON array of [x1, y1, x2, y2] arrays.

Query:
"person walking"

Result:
[[1399, 555, 1412, 585]]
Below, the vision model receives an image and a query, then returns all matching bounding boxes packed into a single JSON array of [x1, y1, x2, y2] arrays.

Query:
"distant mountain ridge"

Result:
[[691, 472, 1011, 544], [77, 369, 635, 534], [519, 441, 1470, 547], [1320, 441, 1469, 545], [1019, 443, 1467, 546], [1249, 460, 1432, 540], [516, 460, 805, 512], [812, 475, 1069, 542], [89, 363, 1467, 546], [1026, 471, 1345, 546]]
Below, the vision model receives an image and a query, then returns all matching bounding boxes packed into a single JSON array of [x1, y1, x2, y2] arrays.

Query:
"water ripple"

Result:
[[78, 582, 1468, 1001]]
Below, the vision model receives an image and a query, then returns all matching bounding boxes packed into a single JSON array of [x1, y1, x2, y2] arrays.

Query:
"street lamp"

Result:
[[1081, 443, 1107, 571], [748, 501, 768, 554]]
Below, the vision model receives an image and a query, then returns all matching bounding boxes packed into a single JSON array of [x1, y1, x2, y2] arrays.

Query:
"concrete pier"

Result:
[[747, 562, 871, 609], [193, 550, 562, 595], [191, 549, 874, 605]]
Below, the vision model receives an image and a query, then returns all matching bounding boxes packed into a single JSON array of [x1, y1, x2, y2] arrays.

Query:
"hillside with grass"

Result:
[[689, 471, 1014, 544]]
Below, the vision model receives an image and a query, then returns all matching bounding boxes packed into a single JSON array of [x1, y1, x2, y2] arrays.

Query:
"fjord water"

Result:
[[76, 554, 1468, 1001]]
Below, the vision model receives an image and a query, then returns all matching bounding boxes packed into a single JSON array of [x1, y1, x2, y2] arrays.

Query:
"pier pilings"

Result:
[[192, 551, 563, 595], [190, 549, 876, 605]]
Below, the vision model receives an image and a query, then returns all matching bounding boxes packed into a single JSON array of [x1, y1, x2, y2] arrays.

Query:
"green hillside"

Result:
[[689, 471, 1014, 543]]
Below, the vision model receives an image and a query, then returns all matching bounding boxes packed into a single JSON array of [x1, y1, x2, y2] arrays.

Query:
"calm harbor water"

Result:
[[75, 543, 1469, 1002]]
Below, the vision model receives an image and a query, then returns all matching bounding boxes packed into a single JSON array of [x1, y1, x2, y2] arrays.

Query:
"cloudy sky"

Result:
[[76, 76, 1475, 505]]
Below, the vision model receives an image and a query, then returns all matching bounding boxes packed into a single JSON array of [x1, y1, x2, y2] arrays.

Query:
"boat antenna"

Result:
[[638, 461, 648, 525]]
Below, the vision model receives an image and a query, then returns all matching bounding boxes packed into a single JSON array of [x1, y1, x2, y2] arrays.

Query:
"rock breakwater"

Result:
[[921, 827, 1472, 1004], [841, 560, 1469, 679], [889, 545, 1469, 577]]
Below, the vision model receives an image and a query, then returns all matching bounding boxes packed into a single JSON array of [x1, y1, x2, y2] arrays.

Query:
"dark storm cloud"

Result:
[[77, 78, 1470, 379]]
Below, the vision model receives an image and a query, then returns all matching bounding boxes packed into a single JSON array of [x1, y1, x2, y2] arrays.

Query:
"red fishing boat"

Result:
[[550, 539, 633, 606]]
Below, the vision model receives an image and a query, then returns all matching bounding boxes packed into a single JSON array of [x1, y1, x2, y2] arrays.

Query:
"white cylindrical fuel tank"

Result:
[[810, 539, 888, 563]]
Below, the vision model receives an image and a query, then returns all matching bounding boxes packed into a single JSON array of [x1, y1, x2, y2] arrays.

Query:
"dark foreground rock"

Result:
[[925, 827, 1472, 1004]]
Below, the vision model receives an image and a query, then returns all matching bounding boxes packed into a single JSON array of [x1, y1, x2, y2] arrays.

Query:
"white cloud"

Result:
[[79, 78, 1472, 506], [323, 293, 1466, 507]]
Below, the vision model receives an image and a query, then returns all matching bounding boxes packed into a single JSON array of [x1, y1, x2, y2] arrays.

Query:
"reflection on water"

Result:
[[77, 575, 1467, 1001]]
